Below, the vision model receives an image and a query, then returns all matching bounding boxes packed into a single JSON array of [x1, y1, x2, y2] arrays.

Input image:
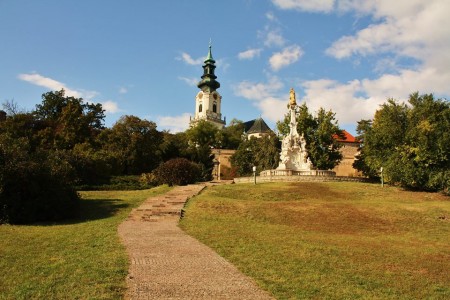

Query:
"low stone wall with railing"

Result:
[[234, 174, 369, 184], [259, 169, 336, 177]]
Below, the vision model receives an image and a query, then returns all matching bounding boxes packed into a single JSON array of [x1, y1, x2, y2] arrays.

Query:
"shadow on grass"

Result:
[[30, 198, 130, 226], [77, 198, 129, 222]]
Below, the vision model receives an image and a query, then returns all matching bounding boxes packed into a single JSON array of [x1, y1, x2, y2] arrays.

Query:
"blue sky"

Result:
[[1, 0, 449, 134]]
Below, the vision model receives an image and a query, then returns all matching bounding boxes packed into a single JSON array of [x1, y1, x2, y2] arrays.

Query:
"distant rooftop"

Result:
[[334, 130, 358, 143], [244, 118, 272, 134]]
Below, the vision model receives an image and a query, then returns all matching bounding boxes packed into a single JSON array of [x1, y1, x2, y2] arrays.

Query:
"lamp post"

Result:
[[213, 159, 219, 181], [217, 149, 221, 181], [380, 167, 384, 188], [253, 165, 257, 185]]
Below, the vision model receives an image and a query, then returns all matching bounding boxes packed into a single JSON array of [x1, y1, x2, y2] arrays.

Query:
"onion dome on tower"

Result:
[[190, 42, 226, 129]]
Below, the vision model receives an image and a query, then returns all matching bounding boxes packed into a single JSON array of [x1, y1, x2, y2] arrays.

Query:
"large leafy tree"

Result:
[[185, 119, 221, 148], [220, 118, 245, 149], [230, 133, 280, 176], [159, 131, 190, 162], [0, 129, 79, 224], [276, 103, 344, 170], [185, 120, 222, 181], [353, 119, 379, 178], [34, 89, 105, 149], [99, 115, 163, 175], [354, 93, 450, 191]]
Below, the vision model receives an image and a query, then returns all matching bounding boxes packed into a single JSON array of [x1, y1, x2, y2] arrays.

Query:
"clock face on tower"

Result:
[[213, 93, 218, 100], [198, 92, 203, 99]]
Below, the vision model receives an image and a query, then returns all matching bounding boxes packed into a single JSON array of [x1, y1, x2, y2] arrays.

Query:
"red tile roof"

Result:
[[334, 130, 358, 143]]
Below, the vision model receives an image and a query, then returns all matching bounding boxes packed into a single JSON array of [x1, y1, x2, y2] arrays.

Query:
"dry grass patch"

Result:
[[180, 182, 449, 299], [0, 185, 171, 300]]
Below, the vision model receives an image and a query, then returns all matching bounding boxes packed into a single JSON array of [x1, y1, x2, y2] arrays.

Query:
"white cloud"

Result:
[[101, 100, 122, 114], [299, 65, 450, 126], [119, 87, 128, 94], [238, 48, 262, 60], [266, 11, 277, 21], [361, 68, 450, 99], [178, 76, 198, 86], [18, 73, 80, 98], [216, 58, 230, 73], [272, 0, 335, 13], [269, 45, 303, 71], [327, 0, 450, 70], [263, 29, 286, 47], [234, 76, 287, 122], [18, 72, 99, 100], [266, 0, 450, 128], [234, 76, 283, 100], [18, 72, 124, 114], [300, 79, 380, 125], [178, 52, 204, 65], [157, 113, 191, 133]]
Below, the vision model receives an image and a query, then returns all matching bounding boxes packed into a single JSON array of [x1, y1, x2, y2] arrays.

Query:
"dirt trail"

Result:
[[118, 184, 274, 299]]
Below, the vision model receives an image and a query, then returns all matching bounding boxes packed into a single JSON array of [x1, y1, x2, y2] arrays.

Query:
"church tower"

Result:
[[190, 42, 226, 129]]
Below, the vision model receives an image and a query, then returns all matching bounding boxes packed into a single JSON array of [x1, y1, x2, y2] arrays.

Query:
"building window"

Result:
[[213, 103, 217, 113], [199, 104, 202, 112]]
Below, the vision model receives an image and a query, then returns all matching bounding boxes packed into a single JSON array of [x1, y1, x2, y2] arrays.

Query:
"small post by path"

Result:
[[253, 166, 256, 185], [380, 167, 384, 188]]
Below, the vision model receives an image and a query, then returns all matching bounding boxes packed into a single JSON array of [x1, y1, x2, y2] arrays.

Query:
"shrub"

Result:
[[0, 137, 80, 224], [153, 158, 201, 186], [140, 173, 158, 186], [220, 166, 238, 180], [69, 144, 115, 186], [76, 175, 154, 191]]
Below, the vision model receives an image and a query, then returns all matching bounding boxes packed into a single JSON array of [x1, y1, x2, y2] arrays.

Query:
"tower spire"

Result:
[[198, 42, 220, 92], [205, 39, 214, 63]]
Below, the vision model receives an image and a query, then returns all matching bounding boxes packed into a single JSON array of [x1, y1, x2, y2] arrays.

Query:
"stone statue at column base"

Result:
[[276, 88, 312, 172]]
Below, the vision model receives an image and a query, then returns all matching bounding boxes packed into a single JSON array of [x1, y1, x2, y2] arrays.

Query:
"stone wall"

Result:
[[212, 140, 363, 180], [212, 149, 236, 180], [332, 142, 362, 177], [234, 175, 370, 184]]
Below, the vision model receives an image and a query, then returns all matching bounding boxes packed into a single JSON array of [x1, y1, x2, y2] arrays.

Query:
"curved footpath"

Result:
[[118, 183, 274, 300]]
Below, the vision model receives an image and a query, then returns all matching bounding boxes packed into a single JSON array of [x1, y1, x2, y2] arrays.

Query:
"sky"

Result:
[[1, 0, 449, 135]]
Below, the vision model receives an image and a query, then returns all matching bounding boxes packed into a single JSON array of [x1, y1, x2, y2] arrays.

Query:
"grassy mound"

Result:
[[180, 182, 450, 299]]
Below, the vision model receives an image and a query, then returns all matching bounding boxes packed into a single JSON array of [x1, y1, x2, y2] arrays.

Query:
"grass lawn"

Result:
[[180, 182, 450, 299], [0, 185, 171, 300]]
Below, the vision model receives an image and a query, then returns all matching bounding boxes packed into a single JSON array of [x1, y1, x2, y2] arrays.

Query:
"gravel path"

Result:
[[118, 184, 274, 299]]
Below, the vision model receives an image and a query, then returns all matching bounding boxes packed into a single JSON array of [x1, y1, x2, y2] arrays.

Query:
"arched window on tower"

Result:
[[199, 104, 203, 113], [213, 103, 217, 113]]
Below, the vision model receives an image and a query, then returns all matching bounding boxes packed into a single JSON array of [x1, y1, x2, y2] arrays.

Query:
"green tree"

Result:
[[185, 119, 221, 148], [159, 131, 190, 162], [352, 119, 379, 178], [276, 103, 343, 170], [355, 93, 450, 192], [220, 118, 245, 149], [99, 115, 163, 175], [0, 133, 79, 224], [34, 90, 105, 149], [0, 112, 42, 151], [230, 133, 280, 176], [185, 120, 224, 181]]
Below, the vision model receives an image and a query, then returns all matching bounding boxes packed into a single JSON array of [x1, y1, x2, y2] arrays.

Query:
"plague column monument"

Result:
[[260, 88, 335, 178], [276, 88, 312, 171]]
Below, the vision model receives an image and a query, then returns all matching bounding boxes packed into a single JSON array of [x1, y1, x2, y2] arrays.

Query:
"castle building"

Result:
[[332, 130, 362, 177], [243, 117, 273, 139], [190, 43, 226, 129]]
